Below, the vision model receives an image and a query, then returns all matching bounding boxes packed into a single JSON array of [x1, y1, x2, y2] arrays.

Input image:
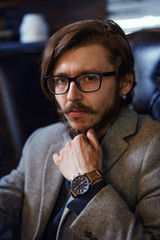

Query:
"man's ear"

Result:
[[119, 73, 134, 96]]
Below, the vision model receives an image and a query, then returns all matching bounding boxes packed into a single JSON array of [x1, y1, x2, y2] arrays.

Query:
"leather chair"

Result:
[[0, 67, 22, 176], [127, 28, 160, 121], [0, 43, 58, 177]]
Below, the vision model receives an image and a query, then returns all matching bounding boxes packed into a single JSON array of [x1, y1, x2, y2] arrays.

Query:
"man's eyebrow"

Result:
[[53, 70, 102, 76], [52, 72, 69, 76], [78, 70, 101, 74]]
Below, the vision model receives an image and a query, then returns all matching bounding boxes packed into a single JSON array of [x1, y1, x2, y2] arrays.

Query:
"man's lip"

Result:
[[66, 109, 85, 117], [69, 108, 79, 112]]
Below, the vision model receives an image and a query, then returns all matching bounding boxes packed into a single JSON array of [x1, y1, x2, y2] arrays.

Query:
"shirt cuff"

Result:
[[67, 179, 107, 215]]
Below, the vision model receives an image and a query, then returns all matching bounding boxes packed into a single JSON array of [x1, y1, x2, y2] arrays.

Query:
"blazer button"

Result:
[[85, 231, 97, 240]]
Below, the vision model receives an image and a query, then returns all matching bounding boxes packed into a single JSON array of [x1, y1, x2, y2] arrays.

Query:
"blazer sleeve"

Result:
[[0, 128, 40, 235], [0, 158, 24, 234], [69, 134, 160, 240]]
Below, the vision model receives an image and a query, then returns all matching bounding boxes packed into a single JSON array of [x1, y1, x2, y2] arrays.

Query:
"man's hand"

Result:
[[53, 129, 103, 181]]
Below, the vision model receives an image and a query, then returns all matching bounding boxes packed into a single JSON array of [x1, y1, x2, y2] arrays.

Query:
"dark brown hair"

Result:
[[41, 19, 135, 103]]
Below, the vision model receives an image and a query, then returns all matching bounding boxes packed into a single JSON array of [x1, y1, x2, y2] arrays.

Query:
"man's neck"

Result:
[[95, 123, 111, 139]]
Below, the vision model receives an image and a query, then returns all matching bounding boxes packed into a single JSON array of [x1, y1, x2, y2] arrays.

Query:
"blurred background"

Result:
[[107, 0, 160, 33], [0, 0, 160, 176], [0, 0, 160, 239]]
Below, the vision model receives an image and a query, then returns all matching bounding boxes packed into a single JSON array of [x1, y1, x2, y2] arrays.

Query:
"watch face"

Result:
[[71, 174, 90, 195]]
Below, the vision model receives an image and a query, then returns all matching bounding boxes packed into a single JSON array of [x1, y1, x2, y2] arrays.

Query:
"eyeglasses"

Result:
[[44, 71, 116, 95]]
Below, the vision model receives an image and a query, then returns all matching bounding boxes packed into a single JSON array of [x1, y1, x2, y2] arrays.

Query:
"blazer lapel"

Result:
[[101, 107, 138, 173], [33, 131, 71, 239], [56, 195, 74, 240]]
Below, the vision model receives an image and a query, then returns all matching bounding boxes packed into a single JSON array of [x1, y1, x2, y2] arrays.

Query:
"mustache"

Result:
[[58, 102, 98, 115]]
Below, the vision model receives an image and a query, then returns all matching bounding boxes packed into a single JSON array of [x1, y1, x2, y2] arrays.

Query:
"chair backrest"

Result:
[[127, 28, 160, 121], [0, 67, 22, 175], [0, 44, 58, 176]]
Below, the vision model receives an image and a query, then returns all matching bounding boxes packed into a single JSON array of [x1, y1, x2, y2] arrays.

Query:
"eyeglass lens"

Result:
[[47, 73, 101, 94]]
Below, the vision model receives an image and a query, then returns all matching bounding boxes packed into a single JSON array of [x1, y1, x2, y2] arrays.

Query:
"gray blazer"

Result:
[[0, 107, 160, 240]]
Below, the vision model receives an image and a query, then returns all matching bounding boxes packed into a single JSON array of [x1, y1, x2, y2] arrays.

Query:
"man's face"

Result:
[[53, 44, 120, 137]]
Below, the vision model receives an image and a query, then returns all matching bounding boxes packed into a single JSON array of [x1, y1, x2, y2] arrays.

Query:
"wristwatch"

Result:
[[70, 169, 103, 198]]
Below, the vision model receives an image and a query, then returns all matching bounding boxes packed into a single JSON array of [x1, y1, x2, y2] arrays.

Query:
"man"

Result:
[[0, 19, 160, 240]]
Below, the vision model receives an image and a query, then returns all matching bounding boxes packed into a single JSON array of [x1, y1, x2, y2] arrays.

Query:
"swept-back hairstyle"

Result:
[[41, 19, 135, 103]]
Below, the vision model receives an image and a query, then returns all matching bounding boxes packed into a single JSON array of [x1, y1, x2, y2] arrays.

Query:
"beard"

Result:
[[55, 91, 121, 139]]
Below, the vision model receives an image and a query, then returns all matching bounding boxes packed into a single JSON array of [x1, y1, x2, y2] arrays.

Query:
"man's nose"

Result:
[[67, 82, 83, 101]]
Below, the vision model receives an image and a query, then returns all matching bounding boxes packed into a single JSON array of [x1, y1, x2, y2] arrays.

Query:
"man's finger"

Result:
[[86, 128, 100, 151]]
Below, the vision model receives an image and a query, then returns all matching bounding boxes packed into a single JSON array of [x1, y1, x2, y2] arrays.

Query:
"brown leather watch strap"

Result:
[[85, 169, 103, 186]]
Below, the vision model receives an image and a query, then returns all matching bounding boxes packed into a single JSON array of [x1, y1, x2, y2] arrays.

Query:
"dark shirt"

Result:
[[42, 179, 70, 240]]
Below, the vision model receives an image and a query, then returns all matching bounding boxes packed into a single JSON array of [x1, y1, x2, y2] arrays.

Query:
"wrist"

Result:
[[85, 169, 104, 186], [70, 169, 104, 198]]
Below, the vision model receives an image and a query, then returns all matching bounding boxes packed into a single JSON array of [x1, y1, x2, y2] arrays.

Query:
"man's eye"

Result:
[[55, 77, 68, 84], [85, 74, 97, 81], [87, 75, 94, 81]]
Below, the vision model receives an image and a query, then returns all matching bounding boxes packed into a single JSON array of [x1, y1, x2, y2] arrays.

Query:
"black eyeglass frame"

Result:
[[44, 71, 116, 95]]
